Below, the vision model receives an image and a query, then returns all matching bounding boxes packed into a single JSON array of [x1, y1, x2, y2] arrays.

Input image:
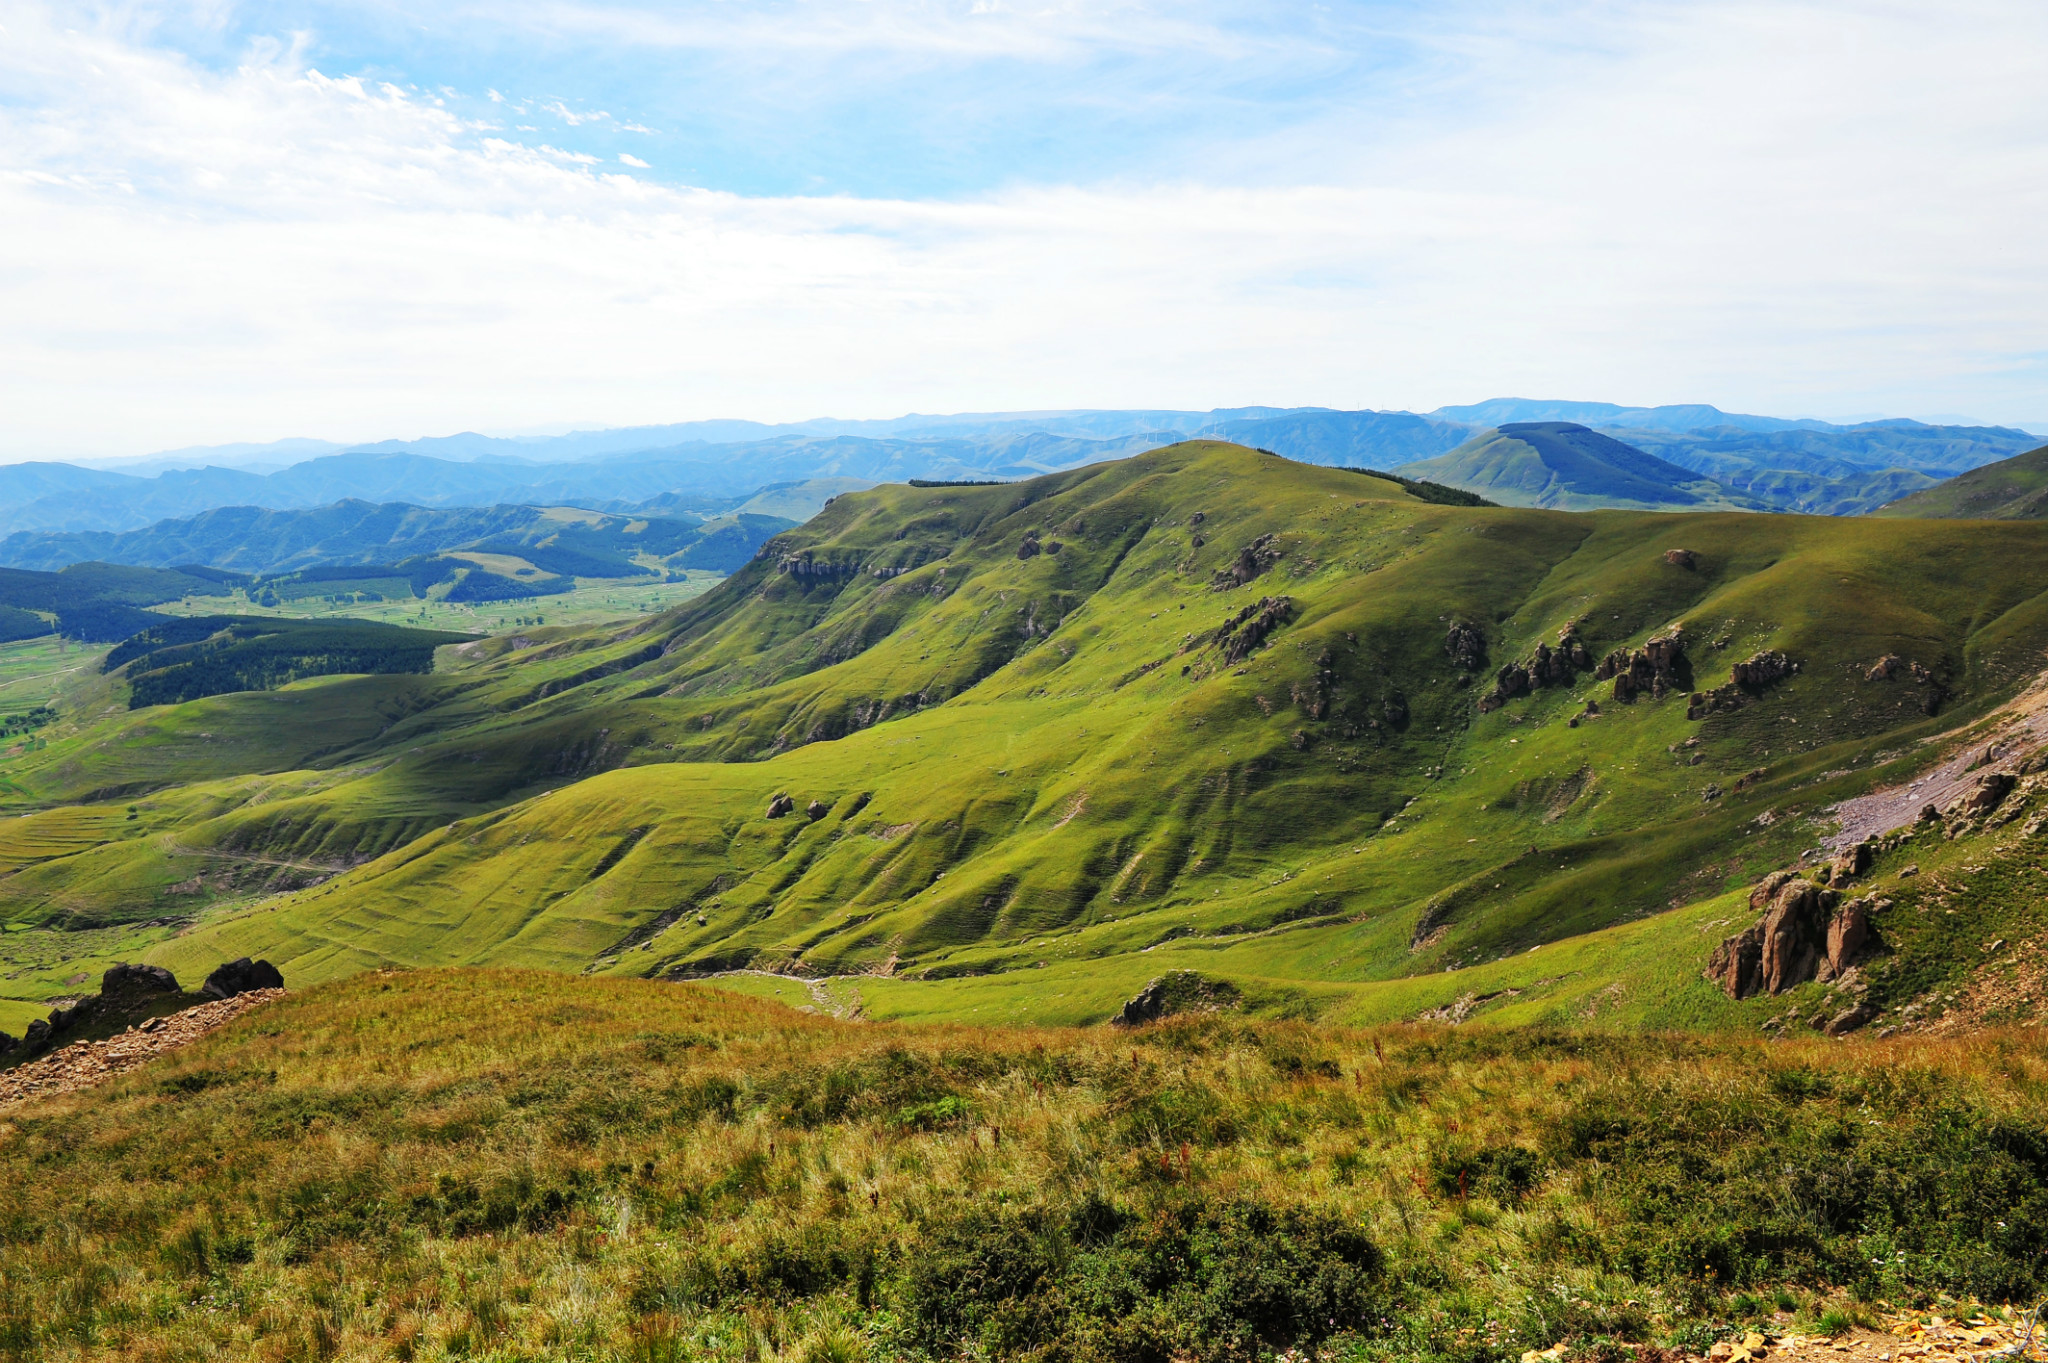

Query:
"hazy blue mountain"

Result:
[[1191, 410, 1474, 466], [1429, 398, 1834, 434], [1608, 421, 2037, 476], [0, 499, 795, 577]]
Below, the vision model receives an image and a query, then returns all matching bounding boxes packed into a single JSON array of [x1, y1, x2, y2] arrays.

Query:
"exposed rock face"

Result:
[[1212, 534, 1283, 589], [1952, 771, 2016, 817], [1444, 620, 1488, 672], [1707, 875, 1875, 999], [1213, 596, 1293, 664], [1826, 840, 1873, 885], [1476, 624, 1592, 712], [1686, 649, 1799, 719], [1820, 899, 1872, 984], [1597, 634, 1688, 703], [1110, 971, 1241, 1027], [1864, 654, 1949, 714], [201, 958, 285, 1000], [765, 793, 796, 819], [776, 552, 862, 582], [1664, 548, 1699, 570], [1866, 654, 1906, 682]]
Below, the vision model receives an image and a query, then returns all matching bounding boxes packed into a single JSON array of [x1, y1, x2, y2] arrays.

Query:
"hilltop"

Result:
[[1394, 422, 1760, 510], [3, 441, 2048, 1042], [1876, 443, 2048, 519]]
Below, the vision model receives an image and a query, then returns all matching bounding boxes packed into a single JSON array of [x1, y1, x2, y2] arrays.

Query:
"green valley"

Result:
[[4, 440, 2048, 1042]]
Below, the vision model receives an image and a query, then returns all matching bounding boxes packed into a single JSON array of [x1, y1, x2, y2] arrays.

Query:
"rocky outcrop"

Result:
[[776, 551, 864, 582], [1109, 971, 1241, 1027], [1705, 874, 1876, 999], [806, 799, 829, 821], [1212, 596, 1293, 664], [1212, 534, 1283, 590], [1476, 624, 1593, 713], [1663, 548, 1698, 570], [1952, 771, 2016, 818], [201, 958, 285, 1000], [765, 793, 796, 819], [1864, 654, 1949, 715], [1596, 633, 1688, 703], [1823, 840, 1873, 886], [1017, 531, 1043, 560], [1444, 620, 1487, 672]]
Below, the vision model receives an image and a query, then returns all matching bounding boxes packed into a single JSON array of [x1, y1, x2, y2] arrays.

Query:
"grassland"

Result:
[[152, 572, 724, 633], [3, 441, 2048, 1035], [3, 970, 2046, 1362]]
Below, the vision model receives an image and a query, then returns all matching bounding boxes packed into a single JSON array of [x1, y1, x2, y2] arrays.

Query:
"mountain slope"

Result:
[[1875, 443, 2048, 519], [6, 441, 2048, 1036], [1394, 422, 1761, 510]]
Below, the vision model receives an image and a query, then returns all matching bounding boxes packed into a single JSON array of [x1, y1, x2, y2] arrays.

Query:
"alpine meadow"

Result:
[[9, 0, 2048, 1358]]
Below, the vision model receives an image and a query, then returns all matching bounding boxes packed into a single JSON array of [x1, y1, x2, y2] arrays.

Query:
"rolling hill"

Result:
[[1875, 442, 2048, 519], [3, 441, 2048, 1043], [1392, 422, 1762, 510]]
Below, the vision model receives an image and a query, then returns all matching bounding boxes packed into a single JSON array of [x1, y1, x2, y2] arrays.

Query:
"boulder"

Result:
[[765, 793, 796, 819], [1664, 548, 1698, 570], [1823, 1002, 1877, 1036], [1109, 971, 1240, 1027], [1866, 654, 1905, 681], [101, 963, 180, 1000], [201, 958, 285, 1000], [806, 799, 829, 821]]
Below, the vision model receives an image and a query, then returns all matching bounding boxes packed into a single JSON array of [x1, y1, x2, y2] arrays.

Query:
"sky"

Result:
[[1, 0, 2044, 458]]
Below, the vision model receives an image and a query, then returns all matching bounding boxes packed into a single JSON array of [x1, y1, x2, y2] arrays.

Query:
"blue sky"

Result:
[[1, 0, 2044, 455]]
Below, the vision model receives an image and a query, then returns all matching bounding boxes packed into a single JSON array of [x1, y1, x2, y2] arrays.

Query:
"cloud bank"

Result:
[[1, 0, 2043, 456]]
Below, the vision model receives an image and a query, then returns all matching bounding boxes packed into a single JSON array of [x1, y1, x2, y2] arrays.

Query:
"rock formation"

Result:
[[765, 793, 796, 819], [1212, 596, 1293, 664], [1705, 874, 1876, 999], [1444, 620, 1487, 672], [1952, 771, 2016, 818], [201, 958, 285, 1000], [1596, 633, 1688, 703], [1476, 624, 1593, 713], [1017, 531, 1043, 559], [1110, 971, 1241, 1026], [1663, 549, 1698, 570], [806, 799, 829, 821], [1212, 534, 1283, 590]]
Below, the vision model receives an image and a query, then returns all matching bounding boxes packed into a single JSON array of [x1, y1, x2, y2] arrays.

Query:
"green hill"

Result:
[[1395, 422, 1762, 511], [1876, 442, 2048, 518], [5, 440, 2048, 1038]]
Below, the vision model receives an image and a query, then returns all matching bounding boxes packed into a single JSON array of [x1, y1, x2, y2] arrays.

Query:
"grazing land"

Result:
[[2, 971, 2045, 1361]]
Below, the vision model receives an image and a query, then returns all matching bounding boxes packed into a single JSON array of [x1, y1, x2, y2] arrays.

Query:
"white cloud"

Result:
[[0, 0, 2043, 456], [618, 153, 650, 168]]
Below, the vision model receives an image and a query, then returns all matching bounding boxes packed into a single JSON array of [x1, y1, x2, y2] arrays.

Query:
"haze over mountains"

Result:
[[0, 399, 2039, 574]]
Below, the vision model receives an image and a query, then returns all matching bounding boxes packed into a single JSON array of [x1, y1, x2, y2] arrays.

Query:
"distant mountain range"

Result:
[[0, 401, 2040, 573], [1877, 441, 2048, 519]]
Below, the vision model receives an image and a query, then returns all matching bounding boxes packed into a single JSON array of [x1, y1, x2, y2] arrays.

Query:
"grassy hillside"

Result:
[[1877, 444, 2048, 519], [2, 969, 2044, 1361], [1395, 424, 1761, 511], [5, 440, 2048, 1033]]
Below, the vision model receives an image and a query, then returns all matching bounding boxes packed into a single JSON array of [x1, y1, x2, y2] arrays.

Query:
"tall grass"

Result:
[[3, 970, 2046, 1361]]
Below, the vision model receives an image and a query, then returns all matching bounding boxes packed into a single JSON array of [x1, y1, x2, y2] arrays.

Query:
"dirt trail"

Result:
[[0, 989, 283, 1110], [1825, 670, 2048, 851]]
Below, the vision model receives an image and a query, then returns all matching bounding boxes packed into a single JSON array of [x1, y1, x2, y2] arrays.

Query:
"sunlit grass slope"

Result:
[[8, 441, 2048, 1024], [4, 970, 2047, 1361]]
